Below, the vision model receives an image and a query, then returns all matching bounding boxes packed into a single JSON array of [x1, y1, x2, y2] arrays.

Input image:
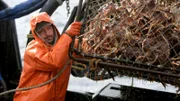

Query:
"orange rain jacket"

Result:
[[14, 12, 73, 101]]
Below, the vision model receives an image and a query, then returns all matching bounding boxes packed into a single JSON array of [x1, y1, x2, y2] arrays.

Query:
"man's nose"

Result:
[[44, 29, 49, 35]]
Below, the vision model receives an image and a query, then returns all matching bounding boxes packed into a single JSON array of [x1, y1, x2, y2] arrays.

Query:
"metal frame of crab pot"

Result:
[[65, 1, 180, 101], [68, 0, 180, 91]]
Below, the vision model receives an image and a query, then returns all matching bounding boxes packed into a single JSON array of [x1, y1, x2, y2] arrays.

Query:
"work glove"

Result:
[[65, 21, 82, 38]]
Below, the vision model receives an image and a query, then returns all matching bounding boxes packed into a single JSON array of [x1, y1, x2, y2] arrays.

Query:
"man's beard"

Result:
[[45, 36, 54, 45]]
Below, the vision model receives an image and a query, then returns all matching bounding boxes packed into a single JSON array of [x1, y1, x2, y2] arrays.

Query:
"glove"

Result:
[[65, 21, 82, 38]]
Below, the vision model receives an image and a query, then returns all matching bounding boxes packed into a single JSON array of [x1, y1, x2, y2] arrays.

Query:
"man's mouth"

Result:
[[45, 36, 52, 40]]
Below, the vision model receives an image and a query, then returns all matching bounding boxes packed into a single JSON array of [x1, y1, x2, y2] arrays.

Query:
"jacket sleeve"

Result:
[[26, 34, 72, 71]]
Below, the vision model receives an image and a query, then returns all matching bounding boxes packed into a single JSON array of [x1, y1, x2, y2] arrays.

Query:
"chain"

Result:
[[66, 0, 70, 16]]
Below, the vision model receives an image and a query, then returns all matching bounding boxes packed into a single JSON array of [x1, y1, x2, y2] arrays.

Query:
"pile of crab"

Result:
[[80, 0, 180, 68]]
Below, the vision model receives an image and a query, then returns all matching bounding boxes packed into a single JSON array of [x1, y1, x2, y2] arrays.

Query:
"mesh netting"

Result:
[[72, 0, 180, 90]]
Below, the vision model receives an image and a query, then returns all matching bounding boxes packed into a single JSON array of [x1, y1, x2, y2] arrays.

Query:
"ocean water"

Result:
[[4, 0, 179, 94]]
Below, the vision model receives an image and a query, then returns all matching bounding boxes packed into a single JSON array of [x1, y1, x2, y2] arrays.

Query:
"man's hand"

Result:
[[65, 21, 82, 38]]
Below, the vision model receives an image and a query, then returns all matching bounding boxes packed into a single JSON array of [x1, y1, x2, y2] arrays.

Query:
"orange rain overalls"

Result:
[[14, 12, 73, 101]]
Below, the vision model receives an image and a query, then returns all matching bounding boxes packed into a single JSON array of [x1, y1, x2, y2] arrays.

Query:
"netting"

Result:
[[71, 0, 180, 91]]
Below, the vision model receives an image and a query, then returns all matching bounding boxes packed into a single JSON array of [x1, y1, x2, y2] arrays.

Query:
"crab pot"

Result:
[[69, 0, 180, 90]]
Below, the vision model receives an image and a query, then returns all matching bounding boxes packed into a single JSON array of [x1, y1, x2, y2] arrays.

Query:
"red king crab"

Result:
[[81, 0, 180, 67]]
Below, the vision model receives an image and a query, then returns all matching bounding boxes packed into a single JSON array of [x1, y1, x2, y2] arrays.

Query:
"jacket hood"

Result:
[[30, 12, 60, 45]]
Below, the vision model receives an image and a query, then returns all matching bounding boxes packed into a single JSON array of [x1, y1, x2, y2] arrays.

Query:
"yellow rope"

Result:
[[72, 62, 86, 70], [89, 59, 97, 70], [95, 59, 102, 68], [72, 66, 85, 70]]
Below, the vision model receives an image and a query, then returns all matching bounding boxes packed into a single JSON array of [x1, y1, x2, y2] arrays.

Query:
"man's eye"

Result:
[[38, 30, 45, 34], [39, 30, 43, 33]]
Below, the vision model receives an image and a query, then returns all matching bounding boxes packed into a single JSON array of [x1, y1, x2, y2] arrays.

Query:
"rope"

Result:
[[89, 59, 96, 70], [72, 62, 86, 70], [89, 59, 102, 71], [0, 59, 71, 96], [72, 65, 85, 70]]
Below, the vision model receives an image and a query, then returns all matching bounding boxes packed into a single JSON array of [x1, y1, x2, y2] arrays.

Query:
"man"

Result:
[[13, 12, 82, 101]]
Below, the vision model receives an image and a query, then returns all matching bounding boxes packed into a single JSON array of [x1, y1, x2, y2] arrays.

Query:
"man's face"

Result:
[[37, 25, 54, 44]]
